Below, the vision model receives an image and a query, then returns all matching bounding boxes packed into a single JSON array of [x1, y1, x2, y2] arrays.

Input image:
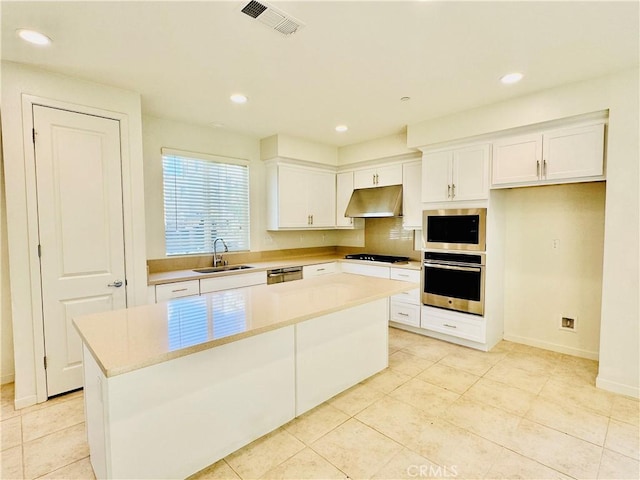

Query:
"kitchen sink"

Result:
[[193, 265, 254, 274]]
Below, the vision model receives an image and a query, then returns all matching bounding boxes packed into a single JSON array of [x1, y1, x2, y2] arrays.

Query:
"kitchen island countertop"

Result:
[[73, 272, 417, 377]]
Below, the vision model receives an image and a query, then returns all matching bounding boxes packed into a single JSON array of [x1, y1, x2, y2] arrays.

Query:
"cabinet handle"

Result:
[[543, 159, 547, 177], [398, 312, 409, 317], [398, 273, 409, 277], [536, 160, 540, 177], [443, 323, 457, 329], [307, 215, 311, 225], [171, 288, 188, 293], [447, 184, 451, 198], [310, 214, 313, 225], [452, 184, 456, 198], [376, 173, 379, 185]]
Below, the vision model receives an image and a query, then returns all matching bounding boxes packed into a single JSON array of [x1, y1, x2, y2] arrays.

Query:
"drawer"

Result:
[[421, 306, 485, 343], [155, 280, 200, 302], [391, 288, 420, 305], [390, 301, 420, 327], [341, 262, 390, 279], [200, 271, 267, 293], [303, 262, 338, 278], [390, 268, 420, 283]]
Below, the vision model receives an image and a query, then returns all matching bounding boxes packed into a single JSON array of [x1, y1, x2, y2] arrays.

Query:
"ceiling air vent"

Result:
[[239, 1, 304, 36]]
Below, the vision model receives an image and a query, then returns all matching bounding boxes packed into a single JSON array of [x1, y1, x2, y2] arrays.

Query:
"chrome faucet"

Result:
[[213, 238, 228, 267]]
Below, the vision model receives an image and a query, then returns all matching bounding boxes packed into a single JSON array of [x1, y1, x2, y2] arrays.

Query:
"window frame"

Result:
[[161, 147, 251, 256]]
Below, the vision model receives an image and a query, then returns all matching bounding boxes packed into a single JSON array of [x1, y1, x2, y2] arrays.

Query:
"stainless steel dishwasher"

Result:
[[266, 266, 303, 285]]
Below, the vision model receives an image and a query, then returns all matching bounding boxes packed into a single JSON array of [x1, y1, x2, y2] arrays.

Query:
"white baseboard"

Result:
[[1, 373, 15, 385], [502, 333, 599, 360], [596, 375, 640, 399], [14, 394, 38, 410]]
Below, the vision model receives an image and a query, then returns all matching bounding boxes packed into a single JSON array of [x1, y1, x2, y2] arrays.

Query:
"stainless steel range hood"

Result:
[[344, 184, 403, 218]]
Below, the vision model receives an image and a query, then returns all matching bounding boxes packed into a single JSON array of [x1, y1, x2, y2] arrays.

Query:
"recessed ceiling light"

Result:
[[335, 125, 348, 132], [230, 94, 248, 104], [17, 29, 52, 46], [500, 72, 524, 85]]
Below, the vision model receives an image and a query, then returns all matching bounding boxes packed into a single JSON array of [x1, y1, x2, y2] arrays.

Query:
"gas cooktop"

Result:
[[344, 253, 410, 264]]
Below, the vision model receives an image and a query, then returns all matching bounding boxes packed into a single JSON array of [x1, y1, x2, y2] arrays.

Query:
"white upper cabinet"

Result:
[[543, 124, 605, 181], [354, 163, 403, 189], [492, 133, 542, 185], [267, 162, 336, 230], [336, 171, 356, 228], [492, 123, 605, 187], [422, 144, 490, 203], [402, 161, 422, 229]]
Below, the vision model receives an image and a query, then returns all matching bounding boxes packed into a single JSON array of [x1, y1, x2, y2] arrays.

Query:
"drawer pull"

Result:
[[317, 268, 325, 271], [443, 323, 457, 329], [398, 274, 409, 277], [171, 288, 189, 293], [398, 312, 409, 317]]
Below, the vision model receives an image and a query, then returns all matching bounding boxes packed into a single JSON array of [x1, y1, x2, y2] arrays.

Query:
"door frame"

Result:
[[20, 95, 139, 403]]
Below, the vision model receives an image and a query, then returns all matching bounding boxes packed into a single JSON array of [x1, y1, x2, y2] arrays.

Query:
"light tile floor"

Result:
[[1, 328, 638, 479]]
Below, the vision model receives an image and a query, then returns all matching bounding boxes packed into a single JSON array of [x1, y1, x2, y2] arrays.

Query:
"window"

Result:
[[162, 148, 250, 256]]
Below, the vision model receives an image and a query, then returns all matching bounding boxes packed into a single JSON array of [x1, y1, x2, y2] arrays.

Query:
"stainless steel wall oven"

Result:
[[422, 251, 485, 316]]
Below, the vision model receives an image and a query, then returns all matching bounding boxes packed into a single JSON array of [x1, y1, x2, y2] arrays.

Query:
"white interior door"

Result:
[[33, 105, 127, 396]]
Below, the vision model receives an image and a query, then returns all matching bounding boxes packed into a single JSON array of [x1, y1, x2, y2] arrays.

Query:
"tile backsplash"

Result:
[[364, 217, 419, 260]]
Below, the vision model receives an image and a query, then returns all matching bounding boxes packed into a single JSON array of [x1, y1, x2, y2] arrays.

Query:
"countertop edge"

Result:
[[148, 256, 421, 286]]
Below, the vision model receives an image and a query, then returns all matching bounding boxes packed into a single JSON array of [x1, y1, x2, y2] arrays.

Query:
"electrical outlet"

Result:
[[560, 316, 577, 332]]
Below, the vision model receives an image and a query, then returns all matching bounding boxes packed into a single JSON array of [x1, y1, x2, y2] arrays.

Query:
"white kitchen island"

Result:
[[73, 273, 416, 479]]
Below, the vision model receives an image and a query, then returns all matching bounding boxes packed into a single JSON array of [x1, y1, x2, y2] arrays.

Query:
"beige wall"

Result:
[[143, 116, 359, 260], [503, 183, 606, 359], [408, 68, 640, 397], [260, 134, 338, 165], [0, 130, 15, 384], [338, 132, 417, 165]]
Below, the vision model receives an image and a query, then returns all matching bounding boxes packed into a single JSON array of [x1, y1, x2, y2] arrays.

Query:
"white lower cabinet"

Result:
[[302, 262, 338, 278], [421, 305, 485, 343], [200, 271, 267, 294], [389, 268, 421, 327], [155, 280, 200, 302], [340, 262, 390, 279], [153, 271, 267, 302]]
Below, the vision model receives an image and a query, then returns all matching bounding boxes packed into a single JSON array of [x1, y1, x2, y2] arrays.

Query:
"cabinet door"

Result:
[[336, 172, 355, 227], [278, 166, 310, 228], [353, 168, 377, 189], [492, 133, 542, 186], [402, 161, 422, 229], [422, 150, 452, 203], [307, 170, 336, 227], [376, 164, 403, 187], [452, 144, 490, 201], [543, 123, 604, 181]]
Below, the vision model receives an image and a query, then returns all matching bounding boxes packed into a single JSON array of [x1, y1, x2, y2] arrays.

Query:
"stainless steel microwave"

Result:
[[422, 208, 487, 252]]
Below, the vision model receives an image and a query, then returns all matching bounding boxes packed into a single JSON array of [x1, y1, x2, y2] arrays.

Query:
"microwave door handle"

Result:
[[424, 263, 482, 273]]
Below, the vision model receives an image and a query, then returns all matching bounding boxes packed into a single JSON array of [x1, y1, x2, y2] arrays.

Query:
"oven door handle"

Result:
[[423, 262, 482, 273]]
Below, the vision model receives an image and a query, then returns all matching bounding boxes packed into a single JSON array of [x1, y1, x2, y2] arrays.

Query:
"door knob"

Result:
[[108, 280, 123, 288]]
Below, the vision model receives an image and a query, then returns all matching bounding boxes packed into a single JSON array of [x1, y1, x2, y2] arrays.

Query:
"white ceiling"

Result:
[[2, 1, 638, 147]]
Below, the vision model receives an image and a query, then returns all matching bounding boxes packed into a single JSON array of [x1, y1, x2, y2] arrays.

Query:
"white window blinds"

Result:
[[162, 149, 250, 256]]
